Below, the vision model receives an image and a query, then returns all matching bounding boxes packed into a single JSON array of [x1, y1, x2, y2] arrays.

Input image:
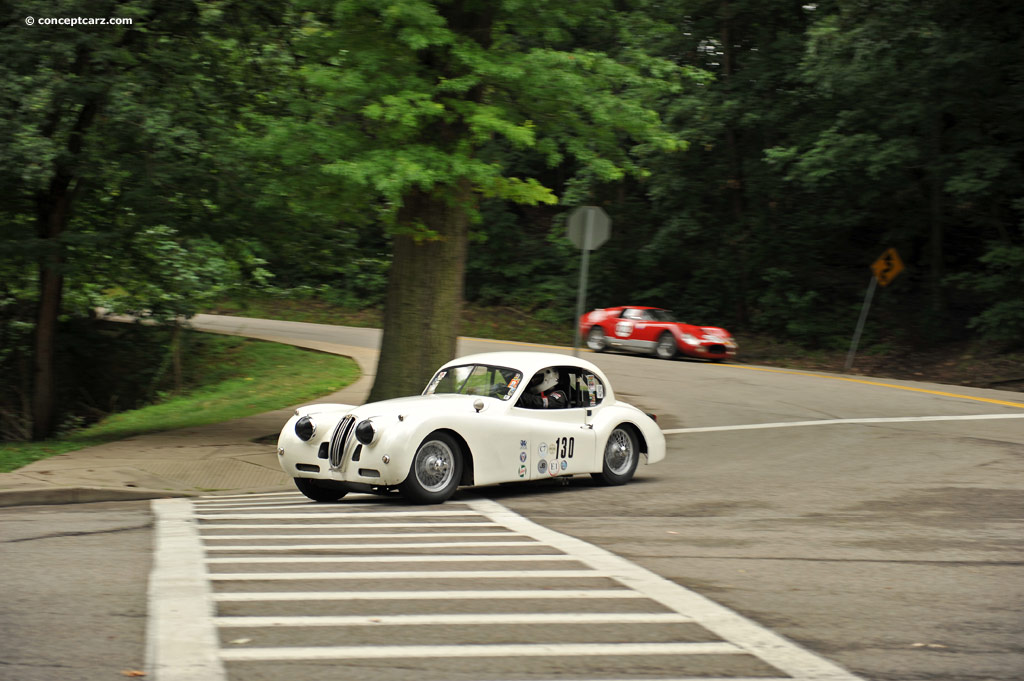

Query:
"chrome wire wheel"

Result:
[[592, 425, 639, 486], [604, 427, 635, 476], [401, 431, 463, 504], [586, 326, 607, 352], [413, 439, 456, 493]]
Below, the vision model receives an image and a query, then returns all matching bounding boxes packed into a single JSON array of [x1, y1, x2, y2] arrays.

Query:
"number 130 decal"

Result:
[[555, 436, 574, 459]]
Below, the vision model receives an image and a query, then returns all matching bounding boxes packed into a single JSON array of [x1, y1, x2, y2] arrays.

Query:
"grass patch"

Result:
[[0, 334, 359, 473]]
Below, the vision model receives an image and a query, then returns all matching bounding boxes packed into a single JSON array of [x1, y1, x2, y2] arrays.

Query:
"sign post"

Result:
[[567, 206, 611, 356], [845, 248, 905, 370]]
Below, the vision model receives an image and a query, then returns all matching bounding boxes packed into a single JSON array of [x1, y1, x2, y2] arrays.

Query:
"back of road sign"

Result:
[[567, 206, 611, 251]]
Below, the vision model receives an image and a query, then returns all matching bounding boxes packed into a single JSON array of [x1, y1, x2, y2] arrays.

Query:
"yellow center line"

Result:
[[715, 363, 1024, 410]]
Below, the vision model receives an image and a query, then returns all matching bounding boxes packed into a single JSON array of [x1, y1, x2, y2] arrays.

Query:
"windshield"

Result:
[[423, 364, 523, 401], [648, 309, 678, 322]]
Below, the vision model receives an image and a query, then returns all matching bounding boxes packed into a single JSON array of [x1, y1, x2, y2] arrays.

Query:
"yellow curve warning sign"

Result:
[[871, 248, 904, 287]]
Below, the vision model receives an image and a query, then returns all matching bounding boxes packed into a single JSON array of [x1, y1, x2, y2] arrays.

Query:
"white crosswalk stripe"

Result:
[[147, 491, 866, 681]]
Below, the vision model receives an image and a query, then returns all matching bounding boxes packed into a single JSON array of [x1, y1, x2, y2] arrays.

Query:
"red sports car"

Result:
[[579, 306, 738, 361]]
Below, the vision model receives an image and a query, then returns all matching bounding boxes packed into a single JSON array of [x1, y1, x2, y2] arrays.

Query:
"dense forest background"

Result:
[[2, 0, 1022, 440]]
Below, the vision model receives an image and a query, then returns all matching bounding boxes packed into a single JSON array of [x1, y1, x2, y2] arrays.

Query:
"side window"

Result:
[[515, 368, 605, 408], [581, 371, 605, 407]]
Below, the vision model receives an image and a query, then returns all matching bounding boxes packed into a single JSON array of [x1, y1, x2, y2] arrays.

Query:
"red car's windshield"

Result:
[[647, 309, 677, 322]]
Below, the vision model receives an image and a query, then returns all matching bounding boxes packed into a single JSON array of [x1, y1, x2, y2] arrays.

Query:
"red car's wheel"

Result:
[[654, 332, 677, 359], [586, 326, 608, 352]]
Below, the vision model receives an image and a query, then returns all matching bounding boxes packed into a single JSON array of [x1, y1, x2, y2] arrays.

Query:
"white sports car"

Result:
[[277, 351, 665, 504]]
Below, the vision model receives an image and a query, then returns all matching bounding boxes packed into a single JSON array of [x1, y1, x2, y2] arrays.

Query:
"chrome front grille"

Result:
[[329, 415, 355, 468]]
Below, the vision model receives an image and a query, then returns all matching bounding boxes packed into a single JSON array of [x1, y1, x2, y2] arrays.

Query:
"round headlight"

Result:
[[354, 420, 376, 445], [294, 416, 316, 441]]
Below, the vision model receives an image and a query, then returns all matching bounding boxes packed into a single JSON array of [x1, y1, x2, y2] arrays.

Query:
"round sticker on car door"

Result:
[[614, 321, 633, 337]]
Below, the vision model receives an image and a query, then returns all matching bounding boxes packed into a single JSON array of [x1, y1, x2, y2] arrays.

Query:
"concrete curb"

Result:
[[0, 486, 192, 508]]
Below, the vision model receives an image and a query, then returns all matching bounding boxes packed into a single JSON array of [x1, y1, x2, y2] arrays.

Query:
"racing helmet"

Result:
[[530, 367, 559, 393]]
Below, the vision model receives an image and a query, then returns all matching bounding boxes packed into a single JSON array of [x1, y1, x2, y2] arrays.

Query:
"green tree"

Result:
[[590, 0, 820, 330], [255, 0, 697, 399], [596, 0, 1023, 350], [0, 0, 285, 438], [767, 0, 1024, 336], [97, 225, 261, 390]]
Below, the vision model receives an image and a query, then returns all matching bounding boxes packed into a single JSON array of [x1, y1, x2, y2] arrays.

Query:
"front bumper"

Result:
[[278, 415, 407, 487], [680, 342, 738, 359]]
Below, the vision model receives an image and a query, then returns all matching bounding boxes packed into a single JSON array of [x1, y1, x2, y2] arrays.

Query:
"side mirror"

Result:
[[474, 399, 485, 413]]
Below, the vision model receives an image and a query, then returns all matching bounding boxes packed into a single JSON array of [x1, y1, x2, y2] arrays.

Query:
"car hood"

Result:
[[296, 393, 502, 423], [669, 321, 728, 336]]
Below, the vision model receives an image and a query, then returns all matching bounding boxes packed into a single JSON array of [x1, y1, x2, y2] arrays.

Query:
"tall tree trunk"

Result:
[[31, 190, 70, 440], [369, 181, 472, 401], [367, 0, 489, 401], [30, 81, 99, 439], [927, 110, 946, 315], [171, 320, 184, 393], [719, 0, 750, 326]]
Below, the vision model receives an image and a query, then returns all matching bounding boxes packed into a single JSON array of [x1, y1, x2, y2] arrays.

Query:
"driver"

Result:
[[517, 367, 569, 409]]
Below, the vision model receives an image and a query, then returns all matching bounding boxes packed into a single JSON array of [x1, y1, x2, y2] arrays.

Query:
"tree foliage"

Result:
[[248, 0, 698, 399], [2, 0, 1022, 441], [0, 0, 285, 437]]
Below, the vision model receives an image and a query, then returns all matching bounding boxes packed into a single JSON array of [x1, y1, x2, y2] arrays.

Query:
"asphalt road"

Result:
[[188, 315, 1024, 681], [0, 501, 153, 680], [3, 315, 1022, 681]]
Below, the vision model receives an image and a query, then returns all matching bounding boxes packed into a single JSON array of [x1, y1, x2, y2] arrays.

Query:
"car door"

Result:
[[612, 313, 636, 340], [628, 309, 662, 346], [466, 406, 540, 487], [511, 369, 597, 479], [524, 407, 596, 480], [611, 308, 645, 350]]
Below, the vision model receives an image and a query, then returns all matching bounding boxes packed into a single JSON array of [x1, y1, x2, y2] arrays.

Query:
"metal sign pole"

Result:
[[567, 206, 610, 356], [572, 211, 595, 357], [845, 275, 877, 371], [573, 247, 591, 357]]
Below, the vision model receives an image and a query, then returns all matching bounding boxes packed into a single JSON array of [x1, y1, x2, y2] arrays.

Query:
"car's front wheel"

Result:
[[400, 431, 463, 504], [592, 425, 639, 486], [293, 477, 349, 502], [586, 326, 608, 352], [654, 332, 677, 360]]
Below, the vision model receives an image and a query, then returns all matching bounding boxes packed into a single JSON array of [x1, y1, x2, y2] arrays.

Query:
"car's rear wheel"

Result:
[[400, 431, 463, 504], [591, 425, 639, 486], [654, 332, 677, 359], [586, 326, 608, 352], [293, 477, 349, 502]]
